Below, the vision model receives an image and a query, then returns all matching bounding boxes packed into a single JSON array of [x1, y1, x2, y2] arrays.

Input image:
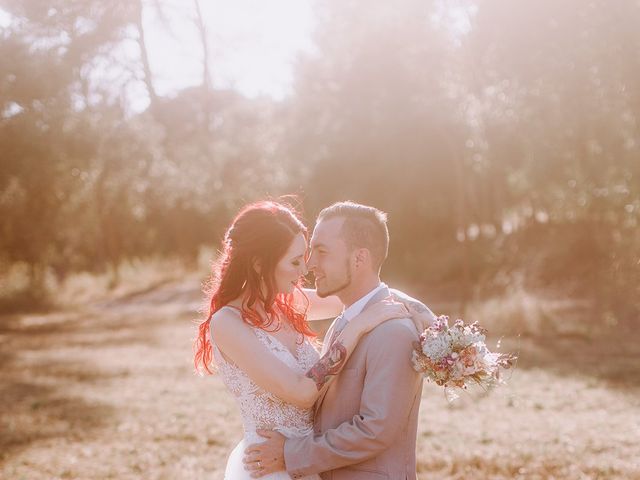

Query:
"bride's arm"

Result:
[[293, 288, 342, 321], [210, 302, 407, 409]]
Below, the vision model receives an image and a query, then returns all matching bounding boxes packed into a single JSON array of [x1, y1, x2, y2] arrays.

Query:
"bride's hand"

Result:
[[407, 308, 437, 335], [351, 298, 409, 335], [388, 289, 437, 334]]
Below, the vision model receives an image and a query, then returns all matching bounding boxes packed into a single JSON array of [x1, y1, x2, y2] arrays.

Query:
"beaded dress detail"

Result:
[[212, 306, 321, 480]]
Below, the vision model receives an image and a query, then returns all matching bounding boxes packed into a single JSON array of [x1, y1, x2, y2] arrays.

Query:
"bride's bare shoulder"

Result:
[[210, 306, 245, 336]]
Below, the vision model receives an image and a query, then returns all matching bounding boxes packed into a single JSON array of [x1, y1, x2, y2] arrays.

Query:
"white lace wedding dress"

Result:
[[212, 307, 322, 480]]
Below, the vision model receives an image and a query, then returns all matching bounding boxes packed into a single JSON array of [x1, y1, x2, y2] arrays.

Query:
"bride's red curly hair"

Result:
[[194, 200, 315, 375]]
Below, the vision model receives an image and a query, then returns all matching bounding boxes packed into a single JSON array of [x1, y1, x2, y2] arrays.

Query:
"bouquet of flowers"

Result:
[[412, 315, 516, 398]]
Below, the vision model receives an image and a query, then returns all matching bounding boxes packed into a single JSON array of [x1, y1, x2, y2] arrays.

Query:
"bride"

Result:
[[193, 201, 430, 479]]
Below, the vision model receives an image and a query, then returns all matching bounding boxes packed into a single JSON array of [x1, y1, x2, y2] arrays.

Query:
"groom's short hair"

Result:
[[317, 201, 389, 271]]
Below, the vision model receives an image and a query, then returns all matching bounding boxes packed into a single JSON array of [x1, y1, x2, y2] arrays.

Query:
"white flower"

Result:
[[422, 334, 451, 361], [448, 327, 466, 347]]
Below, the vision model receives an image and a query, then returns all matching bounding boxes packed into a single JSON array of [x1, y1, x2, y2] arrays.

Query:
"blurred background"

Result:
[[1, 1, 639, 479]]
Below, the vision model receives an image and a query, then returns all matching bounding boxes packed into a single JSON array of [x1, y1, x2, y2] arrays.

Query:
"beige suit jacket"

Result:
[[284, 287, 423, 479]]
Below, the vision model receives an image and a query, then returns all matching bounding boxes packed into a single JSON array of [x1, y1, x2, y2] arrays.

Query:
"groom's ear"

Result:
[[354, 248, 370, 269]]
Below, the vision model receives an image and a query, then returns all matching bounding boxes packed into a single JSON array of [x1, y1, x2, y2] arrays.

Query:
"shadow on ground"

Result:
[[0, 378, 115, 462]]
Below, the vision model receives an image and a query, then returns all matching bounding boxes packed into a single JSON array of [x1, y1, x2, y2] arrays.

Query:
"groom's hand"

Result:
[[243, 429, 286, 478]]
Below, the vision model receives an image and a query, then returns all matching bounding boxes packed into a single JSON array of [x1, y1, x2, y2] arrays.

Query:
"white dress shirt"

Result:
[[341, 282, 387, 323]]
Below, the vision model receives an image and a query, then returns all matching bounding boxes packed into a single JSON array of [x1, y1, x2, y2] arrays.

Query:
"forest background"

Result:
[[1, 1, 639, 478]]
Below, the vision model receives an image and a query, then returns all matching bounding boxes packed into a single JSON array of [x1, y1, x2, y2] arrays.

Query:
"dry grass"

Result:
[[57, 258, 201, 308], [0, 254, 212, 313], [1, 279, 638, 479], [463, 286, 597, 339]]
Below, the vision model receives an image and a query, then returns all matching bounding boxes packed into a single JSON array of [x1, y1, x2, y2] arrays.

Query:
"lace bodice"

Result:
[[212, 307, 320, 439]]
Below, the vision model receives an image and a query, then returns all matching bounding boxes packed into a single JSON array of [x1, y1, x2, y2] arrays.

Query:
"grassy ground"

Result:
[[1, 277, 638, 479]]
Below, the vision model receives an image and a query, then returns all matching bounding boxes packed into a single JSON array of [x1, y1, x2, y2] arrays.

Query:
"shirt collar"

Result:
[[342, 282, 386, 322]]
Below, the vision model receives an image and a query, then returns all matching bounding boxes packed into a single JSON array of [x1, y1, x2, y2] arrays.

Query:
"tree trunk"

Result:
[[449, 131, 472, 310], [29, 262, 46, 296], [133, 0, 158, 111], [193, 0, 211, 91]]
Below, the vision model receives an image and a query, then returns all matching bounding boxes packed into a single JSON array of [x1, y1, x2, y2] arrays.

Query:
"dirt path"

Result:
[[1, 280, 639, 479]]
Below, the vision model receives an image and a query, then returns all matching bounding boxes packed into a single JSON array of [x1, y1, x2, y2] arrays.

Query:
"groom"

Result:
[[244, 201, 434, 479]]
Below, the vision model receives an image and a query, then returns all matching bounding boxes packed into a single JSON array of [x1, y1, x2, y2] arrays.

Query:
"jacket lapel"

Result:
[[314, 286, 391, 414], [360, 285, 391, 312]]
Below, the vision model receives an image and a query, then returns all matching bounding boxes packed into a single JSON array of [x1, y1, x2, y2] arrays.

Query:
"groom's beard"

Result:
[[316, 260, 352, 298]]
